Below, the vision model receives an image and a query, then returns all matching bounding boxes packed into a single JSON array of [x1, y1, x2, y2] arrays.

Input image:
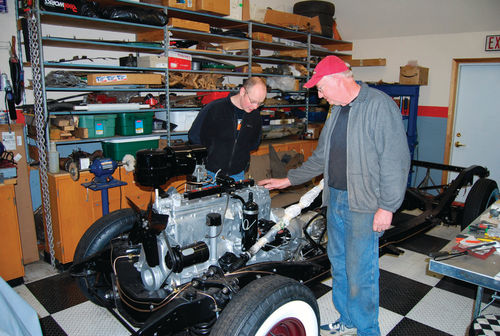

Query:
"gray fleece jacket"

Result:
[[288, 83, 410, 213]]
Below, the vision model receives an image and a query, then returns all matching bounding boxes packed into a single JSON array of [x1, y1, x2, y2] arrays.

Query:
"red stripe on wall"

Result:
[[417, 106, 448, 118]]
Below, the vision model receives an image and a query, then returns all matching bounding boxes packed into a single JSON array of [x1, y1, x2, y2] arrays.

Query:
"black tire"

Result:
[[293, 1, 335, 37], [293, 1, 335, 16], [461, 178, 498, 230], [210, 275, 319, 336], [73, 208, 137, 305]]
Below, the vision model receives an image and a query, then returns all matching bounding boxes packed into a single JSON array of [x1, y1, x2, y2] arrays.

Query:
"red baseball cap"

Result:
[[303, 56, 349, 88]]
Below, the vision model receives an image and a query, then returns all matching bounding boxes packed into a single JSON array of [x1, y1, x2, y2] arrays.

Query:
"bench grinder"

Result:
[[81, 158, 127, 216]]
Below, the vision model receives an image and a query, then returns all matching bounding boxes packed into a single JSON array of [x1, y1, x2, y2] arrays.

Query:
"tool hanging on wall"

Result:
[[9, 36, 24, 115], [1, 77, 16, 129]]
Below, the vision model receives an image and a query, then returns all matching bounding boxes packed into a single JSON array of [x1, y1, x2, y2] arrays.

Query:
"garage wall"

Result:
[[351, 31, 500, 106], [351, 30, 500, 181]]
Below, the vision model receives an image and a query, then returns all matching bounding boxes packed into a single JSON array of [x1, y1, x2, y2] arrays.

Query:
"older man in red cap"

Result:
[[259, 56, 410, 336]]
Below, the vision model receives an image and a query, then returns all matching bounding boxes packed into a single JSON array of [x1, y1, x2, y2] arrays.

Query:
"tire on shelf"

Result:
[[293, 1, 335, 16], [210, 275, 319, 336], [293, 1, 335, 38], [73, 208, 137, 305], [461, 178, 499, 230]]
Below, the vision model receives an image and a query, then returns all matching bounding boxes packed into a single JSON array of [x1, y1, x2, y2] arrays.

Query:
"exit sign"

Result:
[[485, 35, 500, 51]]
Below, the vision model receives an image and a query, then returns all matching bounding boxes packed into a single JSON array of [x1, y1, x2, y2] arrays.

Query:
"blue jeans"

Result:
[[327, 187, 380, 336], [205, 170, 245, 187]]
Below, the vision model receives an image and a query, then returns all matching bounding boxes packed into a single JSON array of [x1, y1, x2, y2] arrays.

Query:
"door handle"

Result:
[[455, 141, 466, 148]]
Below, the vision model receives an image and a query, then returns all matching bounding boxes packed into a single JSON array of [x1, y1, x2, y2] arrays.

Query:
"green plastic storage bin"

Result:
[[116, 111, 154, 136], [78, 114, 117, 138], [101, 136, 160, 161]]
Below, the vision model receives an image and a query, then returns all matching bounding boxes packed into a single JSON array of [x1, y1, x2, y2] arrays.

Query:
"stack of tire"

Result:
[[293, 1, 335, 38]]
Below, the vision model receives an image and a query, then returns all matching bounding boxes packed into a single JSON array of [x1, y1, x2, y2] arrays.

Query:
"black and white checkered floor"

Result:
[[11, 225, 500, 336]]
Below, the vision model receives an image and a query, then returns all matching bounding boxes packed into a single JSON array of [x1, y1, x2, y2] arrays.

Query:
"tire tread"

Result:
[[210, 275, 319, 336], [461, 178, 498, 229]]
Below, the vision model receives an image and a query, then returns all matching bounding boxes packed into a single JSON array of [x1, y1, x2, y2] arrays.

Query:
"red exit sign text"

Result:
[[485, 35, 500, 51]]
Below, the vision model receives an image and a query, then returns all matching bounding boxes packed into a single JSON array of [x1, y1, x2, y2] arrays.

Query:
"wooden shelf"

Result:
[[351, 58, 387, 67]]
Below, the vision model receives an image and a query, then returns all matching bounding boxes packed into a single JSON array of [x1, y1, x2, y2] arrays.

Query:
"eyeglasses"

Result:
[[244, 89, 265, 107]]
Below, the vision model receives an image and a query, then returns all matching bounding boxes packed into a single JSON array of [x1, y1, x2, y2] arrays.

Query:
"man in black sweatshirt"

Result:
[[188, 77, 267, 183]]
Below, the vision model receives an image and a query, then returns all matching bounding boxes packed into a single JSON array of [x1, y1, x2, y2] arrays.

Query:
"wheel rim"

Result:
[[267, 317, 306, 336]]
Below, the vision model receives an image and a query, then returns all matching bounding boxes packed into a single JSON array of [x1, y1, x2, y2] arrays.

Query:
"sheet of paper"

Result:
[[2, 131, 16, 150]]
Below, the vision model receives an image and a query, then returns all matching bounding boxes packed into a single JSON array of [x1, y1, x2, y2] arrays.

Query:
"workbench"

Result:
[[429, 204, 500, 319]]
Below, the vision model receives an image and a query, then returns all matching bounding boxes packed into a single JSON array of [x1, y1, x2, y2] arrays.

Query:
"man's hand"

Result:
[[373, 208, 393, 232], [258, 178, 291, 190]]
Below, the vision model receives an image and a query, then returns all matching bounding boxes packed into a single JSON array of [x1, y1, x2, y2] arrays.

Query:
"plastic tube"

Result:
[[74, 103, 150, 111], [48, 142, 60, 174], [248, 179, 324, 256]]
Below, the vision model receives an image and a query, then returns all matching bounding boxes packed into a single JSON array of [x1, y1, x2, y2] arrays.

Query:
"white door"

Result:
[[449, 62, 500, 201]]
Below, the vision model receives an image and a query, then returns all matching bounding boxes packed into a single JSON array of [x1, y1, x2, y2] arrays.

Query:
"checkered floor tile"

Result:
[[8, 225, 500, 335]]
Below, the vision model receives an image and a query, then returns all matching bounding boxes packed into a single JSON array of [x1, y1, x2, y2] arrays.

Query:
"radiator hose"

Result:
[[247, 179, 324, 257]]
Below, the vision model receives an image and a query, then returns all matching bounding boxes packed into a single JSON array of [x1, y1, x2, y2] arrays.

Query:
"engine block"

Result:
[[136, 186, 270, 290], [134, 185, 323, 291]]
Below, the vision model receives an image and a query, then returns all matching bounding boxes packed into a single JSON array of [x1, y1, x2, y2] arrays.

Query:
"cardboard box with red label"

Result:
[[137, 52, 192, 70]]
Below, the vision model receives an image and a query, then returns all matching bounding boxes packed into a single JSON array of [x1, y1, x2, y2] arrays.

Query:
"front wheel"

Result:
[[210, 275, 319, 336], [73, 208, 137, 305]]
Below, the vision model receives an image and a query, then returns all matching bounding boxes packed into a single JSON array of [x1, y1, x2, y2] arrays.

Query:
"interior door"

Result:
[[445, 60, 500, 201]]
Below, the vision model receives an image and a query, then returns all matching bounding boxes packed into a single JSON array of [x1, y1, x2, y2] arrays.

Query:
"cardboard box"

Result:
[[323, 43, 353, 52], [264, 9, 321, 34], [137, 18, 210, 41], [165, 0, 195, 10], [136, 29, 163, 42], [234, 63, 262, 73], [350, 58, 386, 67], [169, 18, 210, 32], [0, 123, 39, 264], [241, 0, 267, 23], [278, 49, 308, 58], [220, 40, 249, 50], [305, 123, 324, 139], [252, 32, 273, 42], [137, 52, 192, 70], [195, 0, 229, 16], [87, 73, 163, 86], [399, 65, 429, 85]]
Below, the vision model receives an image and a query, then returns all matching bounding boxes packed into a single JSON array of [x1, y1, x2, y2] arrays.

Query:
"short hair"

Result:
[[327, 70, 353, 79], [242, 77, 267, 91]]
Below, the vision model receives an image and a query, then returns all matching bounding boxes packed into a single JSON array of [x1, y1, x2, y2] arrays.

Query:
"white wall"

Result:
[[351, 31, 500, 107], [332, 0, 500, 40]]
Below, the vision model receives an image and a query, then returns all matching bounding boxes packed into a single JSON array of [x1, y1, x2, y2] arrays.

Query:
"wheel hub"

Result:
[[267, 317, 306, 336]]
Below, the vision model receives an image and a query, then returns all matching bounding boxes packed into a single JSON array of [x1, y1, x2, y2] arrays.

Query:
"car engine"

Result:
[[136, 183, 324, 291]]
